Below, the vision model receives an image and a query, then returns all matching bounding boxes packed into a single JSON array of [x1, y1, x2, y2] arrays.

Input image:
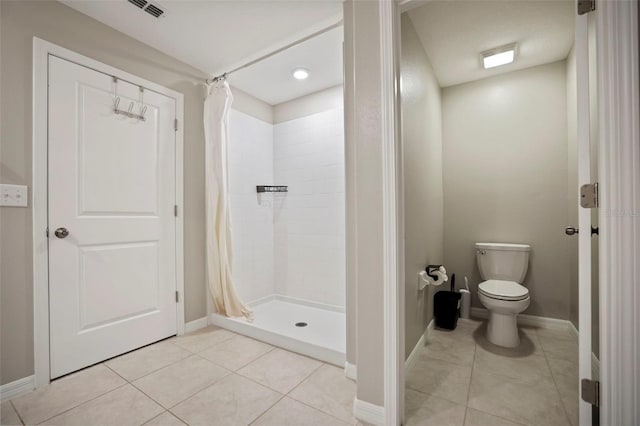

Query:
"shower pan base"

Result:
[[209, 295, 346, 366]]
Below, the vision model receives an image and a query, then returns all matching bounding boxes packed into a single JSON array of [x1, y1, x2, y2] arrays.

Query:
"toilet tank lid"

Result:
[[475, 242, 531, 252]]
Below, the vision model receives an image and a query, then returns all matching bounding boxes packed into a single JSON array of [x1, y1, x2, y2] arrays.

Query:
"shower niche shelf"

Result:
[[256, 185, 288, 193]]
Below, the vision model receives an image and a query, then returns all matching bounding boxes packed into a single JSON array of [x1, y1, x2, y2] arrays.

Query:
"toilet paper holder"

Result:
[[418, 265, 449, 291]]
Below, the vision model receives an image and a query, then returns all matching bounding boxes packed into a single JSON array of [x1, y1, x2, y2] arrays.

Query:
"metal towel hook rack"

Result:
[[112, 77, 147, 121]]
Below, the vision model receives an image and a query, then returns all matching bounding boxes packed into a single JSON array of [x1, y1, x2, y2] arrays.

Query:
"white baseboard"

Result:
[[0, 375, 35, 402], [344, 362, 357, 381], [569, 321, 579, 338], [567, 321, 600, 380], [353, 397, 385, 426], [184, 316, 209, 334], [405, 319, 433, 374], [425, 318, 435, 340], [470, 307, 571, 330]]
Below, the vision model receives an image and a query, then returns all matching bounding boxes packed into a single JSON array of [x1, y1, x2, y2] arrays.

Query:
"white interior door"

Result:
[[48, 56, 178, 379], [576, 10, 599, 426]]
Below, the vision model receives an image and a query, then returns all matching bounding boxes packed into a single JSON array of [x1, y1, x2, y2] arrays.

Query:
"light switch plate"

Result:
[[0, 184, 28, 207]]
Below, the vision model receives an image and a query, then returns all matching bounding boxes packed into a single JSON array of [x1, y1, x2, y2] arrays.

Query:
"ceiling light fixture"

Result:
[[292, 68, 309, 80], [481, 44, 517, 69]]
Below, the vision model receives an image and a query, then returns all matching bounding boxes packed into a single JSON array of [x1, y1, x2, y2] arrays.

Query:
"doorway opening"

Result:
[[398, 2, 596, 425]]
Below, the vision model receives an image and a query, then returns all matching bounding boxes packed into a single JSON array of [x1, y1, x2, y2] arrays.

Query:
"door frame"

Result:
[[381, 1, 640, 425], [32, 38, 185, 388]]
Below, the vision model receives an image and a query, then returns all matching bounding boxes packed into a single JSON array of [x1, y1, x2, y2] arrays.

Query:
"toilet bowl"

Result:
[[475, 243, 531, 348], [478, 280, 530, 347]]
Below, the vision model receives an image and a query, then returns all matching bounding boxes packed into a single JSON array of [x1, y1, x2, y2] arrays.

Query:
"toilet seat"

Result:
[[478, 280, 529, 301]]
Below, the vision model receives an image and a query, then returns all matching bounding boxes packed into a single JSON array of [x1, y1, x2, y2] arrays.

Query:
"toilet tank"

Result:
[[475, 242, 531, 283]]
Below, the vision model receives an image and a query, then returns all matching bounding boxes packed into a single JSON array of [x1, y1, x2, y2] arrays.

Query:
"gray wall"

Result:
[[400, 14, 443, 357], [442, 61, 571, 320], [232, 86, 275, 124], [344, 0, 385, 406], [0, 0, 213, 385]]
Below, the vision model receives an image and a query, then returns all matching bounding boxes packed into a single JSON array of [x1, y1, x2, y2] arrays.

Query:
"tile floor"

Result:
[[0, 320, 580, 426], [1, 326, 357, 426], [405, 319, 579, 426]]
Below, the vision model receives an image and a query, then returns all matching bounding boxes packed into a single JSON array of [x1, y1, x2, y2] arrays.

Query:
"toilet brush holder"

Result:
[[459, 289, 471, 319]]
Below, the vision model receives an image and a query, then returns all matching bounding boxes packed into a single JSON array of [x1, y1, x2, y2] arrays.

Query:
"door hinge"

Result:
[[580, 183, 598, 208], [175, 291, 179, 303], [174, 118, 178, 131], [578, 0, 596, 15], [581, 379, 600, 407], [45, 227, 49, 238], [174, 205, 178, 217]]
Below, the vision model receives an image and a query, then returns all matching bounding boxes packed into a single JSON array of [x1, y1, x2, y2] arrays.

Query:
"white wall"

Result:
[[273, 108, 346, 307], [228, 109, 275, 303], [442, 61, 571, 320]]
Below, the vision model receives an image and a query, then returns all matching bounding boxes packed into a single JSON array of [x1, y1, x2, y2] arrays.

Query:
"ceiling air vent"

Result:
[[127, 0, 166, 18], [128, 0, 147, 9], [144, 4, 164, 18]]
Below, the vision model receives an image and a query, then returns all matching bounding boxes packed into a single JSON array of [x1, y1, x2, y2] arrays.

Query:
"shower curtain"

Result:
[[204, 80, 252, 320]]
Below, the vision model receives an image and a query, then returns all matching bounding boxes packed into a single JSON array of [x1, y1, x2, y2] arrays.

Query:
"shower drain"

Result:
[[295, 322, 308, 327]]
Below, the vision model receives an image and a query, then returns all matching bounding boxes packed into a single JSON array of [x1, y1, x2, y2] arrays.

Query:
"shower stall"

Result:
[[208, 26, 346, 366]]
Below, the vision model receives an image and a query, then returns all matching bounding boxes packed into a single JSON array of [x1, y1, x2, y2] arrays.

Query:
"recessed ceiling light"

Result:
[[292, 68, 309, 80], [482, 44, 517, 69]]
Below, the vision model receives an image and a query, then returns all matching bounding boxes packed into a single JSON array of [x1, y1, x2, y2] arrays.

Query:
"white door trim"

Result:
[[596, 2, 640, 424], [575, 12, 593, 426], [32, 37, 185, 388], [379, 1, 403, 425]]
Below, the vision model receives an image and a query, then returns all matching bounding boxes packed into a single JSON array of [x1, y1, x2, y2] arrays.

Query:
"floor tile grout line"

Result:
[[542, 351, 576, 426], [117, 328, 241, 383], [287, 361, 325, 395], [285, 363, 356, 424], [462, 340, 478, 425], [105, 349, 193, 383], [9, 399, 25, 426], [140, 410, 181, 426], [196, 345, 276, 373], [32, 381, 130, 425], [405, 383, 468, 408], [233, 349, 325, 395], [129, 367, 233, 411], [172, 334, 237, 355], [463, 405, 530, 426], [224, 371, 289, 398], [280, 394, 353, 425], [247, 393, 287, 426]]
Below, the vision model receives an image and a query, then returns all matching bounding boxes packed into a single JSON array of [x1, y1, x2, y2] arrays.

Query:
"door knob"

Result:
[[565, 226, 579, 236], [54, 227, 69, 239]]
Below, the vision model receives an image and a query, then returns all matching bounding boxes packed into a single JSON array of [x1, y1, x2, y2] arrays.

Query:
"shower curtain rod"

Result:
[[206, 20, 343, 85]]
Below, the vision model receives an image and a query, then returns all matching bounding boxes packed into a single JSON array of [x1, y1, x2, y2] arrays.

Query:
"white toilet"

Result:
[[476, 242, 531, 348]]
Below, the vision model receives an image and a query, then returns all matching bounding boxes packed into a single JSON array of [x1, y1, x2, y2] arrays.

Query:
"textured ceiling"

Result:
[[407, 0, 575, 87]]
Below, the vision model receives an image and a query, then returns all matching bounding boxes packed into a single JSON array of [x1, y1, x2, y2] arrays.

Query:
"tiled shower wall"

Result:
[[228, 110, 275, 303], [273, 108, 346, 308], [228, 107, 345, 309]]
